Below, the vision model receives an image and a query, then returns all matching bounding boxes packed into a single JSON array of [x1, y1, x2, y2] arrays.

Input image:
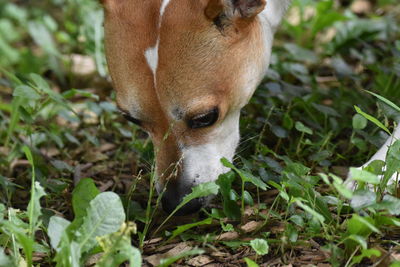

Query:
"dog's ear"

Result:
[[205, 0, 266, 22]]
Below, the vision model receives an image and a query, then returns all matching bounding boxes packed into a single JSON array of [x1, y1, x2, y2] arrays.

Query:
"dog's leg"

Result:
[[346, 124, 400, 189], [363, 124, 400, 167]]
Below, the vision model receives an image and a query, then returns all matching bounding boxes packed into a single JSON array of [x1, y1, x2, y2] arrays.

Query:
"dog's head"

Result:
[[102, 0, 288, 214]]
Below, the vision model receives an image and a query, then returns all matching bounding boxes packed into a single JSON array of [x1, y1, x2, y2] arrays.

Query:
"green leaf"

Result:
[[13, 85, 40, 100], [221, 158, 268, 190], [249, 239, 269, 256], [54, 236, 81, 267], [30, 73, 52, 92], [374, 195, 400, 215], [77, 192, 126, 253], [295, 121, 313, 135], [365, 90, 400, 113], [243, 191, 254, 205], [333, 181, 353, 199], [354, 106, 390, 134], [2, 221, 34, 267], [29, 73, 75, 115], [352, 248, 381, 264], [303, 187, 333, 223], [48, 216, 71, 252], [181, 182, 219, 205], [72, 178, 100, 220], [381, 140, 400, 191], [290, 215, 304, 227], [62, 89, 99, 101], [284, 162, 311, 176], [311, 11, 346, 37], [283, 113, 294, 130], [168, 218, 212, 242], [295, 200, 325, 225], [346, 235, 368, 250], [352, 114, 368, 130], [5, 95, 22, 146], [375, 215, 400, 227], [286, 223, 298, 242], [283, 43, 318, 64], [349, 168, 380, 185], [29, 73, 64, 104], [28, 21, 59, 56], [318, 173, 331, 185], [96, 222, 141, 267], [216, 172, 241, 220], [244, 257, 259, 267], [27, 181, 46, 237], [351, 190, 376, 210], [348, 214, 381, 235], [220, 222, 234, 232]]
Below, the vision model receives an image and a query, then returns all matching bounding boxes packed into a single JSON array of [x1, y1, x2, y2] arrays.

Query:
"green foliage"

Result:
[[0, 0, 400, 265], [244, 257, 259, 267], [96, 222, 141, 267], [249, 239, 269, 256]]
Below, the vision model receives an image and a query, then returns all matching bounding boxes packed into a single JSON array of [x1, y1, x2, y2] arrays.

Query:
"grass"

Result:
[[0, 0, 400, 266]]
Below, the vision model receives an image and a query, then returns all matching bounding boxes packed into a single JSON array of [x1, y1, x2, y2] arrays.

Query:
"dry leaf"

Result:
[[351, 0, 372, 14], [71, 54, 96, 76], [187, 255, 214, 266], [145, 242, 193, 266]]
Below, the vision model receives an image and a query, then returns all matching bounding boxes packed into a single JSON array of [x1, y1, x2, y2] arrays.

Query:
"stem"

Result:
[[241, 180, 245, 221], [296, 132, 305, 155], [139, 170, 156, 249], [8, 209, 19, 265]]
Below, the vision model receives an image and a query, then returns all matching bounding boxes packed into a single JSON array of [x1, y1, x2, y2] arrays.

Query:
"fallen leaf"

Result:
[[186, 255, 214, 266], [71, 54, 96, 76], [241, 221, 263, 233], [99, 143, 116, 152], [84, 150, 109, 163], [351, 0, 372, 14], [145, 242, 193, 266]]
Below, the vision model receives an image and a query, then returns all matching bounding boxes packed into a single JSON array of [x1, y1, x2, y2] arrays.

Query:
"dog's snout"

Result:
[[161, 187, 203, 216]]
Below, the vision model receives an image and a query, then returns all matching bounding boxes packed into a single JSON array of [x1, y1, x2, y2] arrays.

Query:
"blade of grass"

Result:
[[22, 146, 36, 238], [365, 90, 400, 113], [354, 106, 390, 135]]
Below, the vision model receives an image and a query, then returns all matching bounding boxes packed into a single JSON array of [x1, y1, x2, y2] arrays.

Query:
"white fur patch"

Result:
[[364, 125, 400, 165], [160, 0, 172, 18], [261, 0, 291, 33], [181, 111, 241, 187], [144, 0, 173, 78], [258, 0, 290, 80], [145, 39, 159, 76], [346, 124, 400, 189]]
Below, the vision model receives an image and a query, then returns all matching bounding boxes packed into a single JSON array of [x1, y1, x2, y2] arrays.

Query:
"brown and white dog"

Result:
[[101, 0, 399, 214]]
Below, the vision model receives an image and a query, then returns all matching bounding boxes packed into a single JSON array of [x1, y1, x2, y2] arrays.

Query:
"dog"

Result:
[[100, 0, 399, 215]]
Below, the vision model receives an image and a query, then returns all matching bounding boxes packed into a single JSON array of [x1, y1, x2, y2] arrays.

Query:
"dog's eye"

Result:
[[188, 108, 219, 129], [123, 114, 142, 126]]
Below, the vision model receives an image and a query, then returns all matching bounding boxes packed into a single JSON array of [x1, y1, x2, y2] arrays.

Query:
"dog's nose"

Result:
[[161, 188, 203, 215]]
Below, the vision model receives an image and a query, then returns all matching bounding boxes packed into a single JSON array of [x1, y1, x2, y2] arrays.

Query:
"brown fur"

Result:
[[103, 0, 266, 186]]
